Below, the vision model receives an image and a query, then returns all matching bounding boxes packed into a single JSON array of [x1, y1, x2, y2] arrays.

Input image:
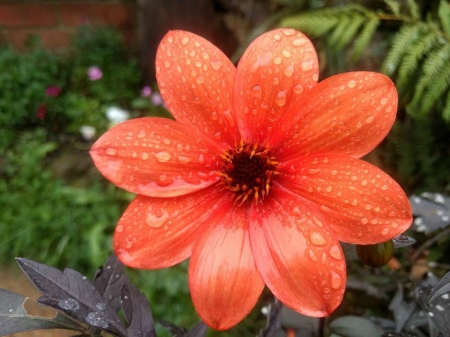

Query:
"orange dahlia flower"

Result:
[[90, 28, 412, 330]]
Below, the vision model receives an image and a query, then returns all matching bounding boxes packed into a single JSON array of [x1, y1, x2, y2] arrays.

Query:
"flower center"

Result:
[[218, 141, 278, 205]]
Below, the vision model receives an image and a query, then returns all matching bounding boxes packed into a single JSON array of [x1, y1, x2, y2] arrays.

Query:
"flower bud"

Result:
[[356, 240, 394, 267]]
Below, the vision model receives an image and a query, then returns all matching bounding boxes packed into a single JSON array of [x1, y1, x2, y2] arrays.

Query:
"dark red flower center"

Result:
[[218, 141, 278, 205]]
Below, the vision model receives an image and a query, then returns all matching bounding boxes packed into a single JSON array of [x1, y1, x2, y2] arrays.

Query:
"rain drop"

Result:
[[365, 116, 374, 123], [281, 49, 291, 58], [310, 232, 326, 246], [105, 148, 117, 156], [116, 225, 124, 233], [329, 245, 343, 260], [300, 60, 314, 72], [292, 38, 306, 46], [251, 85, 262, 98], [153, 151, 171, 162], [210, 61, 223, 70], [146, 211, 169, 228], [273, 57, 282, 65], [331, 271, 341, 289], [293, 84, 304, 94], [196, 76, 205, 84], [141, 152, 149, 160], [275, 90, 286, 107], [284, 65, 294, 77], [181, 37, 189, 45]]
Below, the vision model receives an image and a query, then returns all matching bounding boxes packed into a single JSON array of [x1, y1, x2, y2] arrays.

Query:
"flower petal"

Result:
[[249, 186, 346, 316], [114, 185, 225, 269], [233, 28, 319, 143], [278, 154, 412, 244], [189, 198, 264, 330], [272, 72, 398, 160], [90, 117, 222, 197], [156, 30, 239, 146]]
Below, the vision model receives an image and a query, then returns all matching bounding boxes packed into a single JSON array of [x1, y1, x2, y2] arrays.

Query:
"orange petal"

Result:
[[278, 154, 412, 244], [189, 199, 264, 330], [156, 30, 239, 147], [271, 72, 398, 160], [90, 117, 222, 197], [114, 186, 225, 269], [233, 28, 319, 143], [249, 186, 346, 316]]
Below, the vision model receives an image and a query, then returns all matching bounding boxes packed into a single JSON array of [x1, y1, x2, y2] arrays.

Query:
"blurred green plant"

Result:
[[275, 0, 450, 192]]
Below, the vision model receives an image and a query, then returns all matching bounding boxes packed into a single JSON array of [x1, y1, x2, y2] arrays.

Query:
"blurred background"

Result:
[[1, 0, 450, 336]]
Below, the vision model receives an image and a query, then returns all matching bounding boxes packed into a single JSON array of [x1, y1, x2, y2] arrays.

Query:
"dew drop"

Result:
[[282, 29, 295, 36], [105, 148, 117, 156], [329, 244, 342, 260], [275, 90, 286, 107], [251, 85, 262, 98], [308, 249, 318, 261], [380, 97, 387, 105], [310, 232, 326, 246], [347, 80, 356, 88], [273, 57, 282, 65], [361, 218, 368, 224], [308, 168, 321, 175], [177, 155, 192, 163], [284, 65, 294, 77], [181, 37, 189, 45], [293, 84, 304, 94], [331, 271, 341, 289], [196, 76, 205, 84], [137, 130, 146, 138], [281, 49, 291, 58], [142, 152, 149, 160], [58, 298, 80, 311], [146, 211, 169, 228], [210, 61, 223, 70], [300, 60, 314, 71], [153, 151, 171, 162], [116, 225, 124, 233], [381, 227, 390, 235], [292, 38, 306, 46], [365, 115, 374, 123]]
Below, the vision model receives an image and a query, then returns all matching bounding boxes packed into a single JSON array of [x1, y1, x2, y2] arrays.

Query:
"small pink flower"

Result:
[[36, 104, 47, 119], [87, 66, 103, 81], [141, 86, 152, 97], [45, 86, 62, 97], [150, 92, 163, 106]]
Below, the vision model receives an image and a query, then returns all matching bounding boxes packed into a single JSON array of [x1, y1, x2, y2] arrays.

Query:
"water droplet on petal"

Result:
[[106, 148, 117, 156], [381, 228, 390, 235], [142, 152, 149, 160], [146, 211, 169, 228], [275, 90, 286, 106], [181, 37, 189, 45], [293, 84, 304, 94], [347, 80, 356, 88], [196, 76, 205, 84], [273, 57, 282, 65], [137, 130, 146, 138], [309, 249, 318, 261], [310, 232, 326, 246], [292, 38, 306, 46], [177, 155, 192, 163], [284, 65, 294, 77], [281, 49, 291, 58], [301, 60, 314, 71], [116, 225, 124, 233], [366, 115, 374, 123], [153, 151, 171, 162], [331, 271, 341, 289], [210, 61, 223, 70], [251, 85, 262, 98], [329, 244, 342, 260]]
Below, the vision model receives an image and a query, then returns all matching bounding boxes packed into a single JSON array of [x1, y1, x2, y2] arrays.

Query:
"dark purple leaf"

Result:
[[393, 235, 416, 248], [417, 272, 450, 336], [258, 300, 283, 337], [16, 258, 128, 337], [158, 319, 187, 337], [185, 321, 207, 337], [121, 283, 156, 337], [0, 288, 84, 336], [93, 255, 129, 312], [329, 316, 380, 337], [409, 193, 450, 234]]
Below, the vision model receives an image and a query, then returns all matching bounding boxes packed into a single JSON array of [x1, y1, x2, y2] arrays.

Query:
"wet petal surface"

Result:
[[233, 28, 319, 143], [90, 117, 222, 197], [114, 185, 225, 269], [156, 30, 239, 146], [271, 72, 398, 160], [189, 198, 264, 330], [249, 186, 346, 316], [278, 154, 412, 244]]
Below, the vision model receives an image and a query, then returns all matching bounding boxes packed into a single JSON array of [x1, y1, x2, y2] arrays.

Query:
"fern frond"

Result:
[[384, 0, 401, 16], [396, 26, 439, 89], [279, 11, 339, 37], [381, 23, 427, 75], [442, 89, 450, 121], [407, 0, 421, 19], [409, 43, 450, 109], [329, 14, 366, 51], [417, 63, 450, 117], [351, 15, 380, 61], [438, 0, 450, 37]]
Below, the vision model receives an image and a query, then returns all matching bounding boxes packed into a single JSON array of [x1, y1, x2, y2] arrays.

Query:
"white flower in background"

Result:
[[80, 125, 96, 141], [106, 106, 130, 125]]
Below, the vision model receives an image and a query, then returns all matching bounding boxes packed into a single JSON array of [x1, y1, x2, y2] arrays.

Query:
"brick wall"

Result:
[[0, 1, 137, 52]]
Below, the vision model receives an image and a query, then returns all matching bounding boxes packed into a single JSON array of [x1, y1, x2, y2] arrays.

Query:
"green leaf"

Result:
[[352, 15, 380, 61], [442, 89, 450, 121], [407, 0, 420, 19], [419, 62, 450, 116], [329, 316, 380, 337], [438, 0, 450, 37], [0, 288, 84, 336], [382, 23, 426, 75], [384, 0, 401, 16]]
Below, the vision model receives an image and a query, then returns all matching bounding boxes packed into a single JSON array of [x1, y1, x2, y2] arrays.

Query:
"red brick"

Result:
[[60, 3, 135, 28], [8, 29, 73, 50], [0, 4, 58, 27]]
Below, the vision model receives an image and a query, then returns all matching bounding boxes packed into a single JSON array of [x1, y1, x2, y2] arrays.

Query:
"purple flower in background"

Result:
[[141, 85, 152, 97], [87, 66, 103, 81], [36, 104, 47, 119], [151, 92, 163, 106], [45, 86, 62, 97]]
